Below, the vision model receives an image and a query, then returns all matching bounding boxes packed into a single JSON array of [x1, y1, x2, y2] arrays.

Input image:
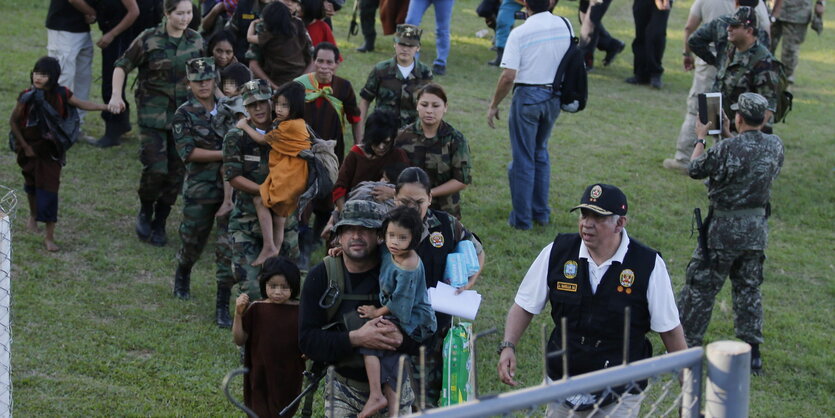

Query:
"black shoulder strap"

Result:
[[559, 16, 575, 39]]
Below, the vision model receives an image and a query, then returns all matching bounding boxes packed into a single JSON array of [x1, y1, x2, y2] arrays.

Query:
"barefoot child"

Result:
[[356, 206, 437, 417], [236, 82, 310, 266], [232, 256, 306, 417], [9, 56, 112, 251]]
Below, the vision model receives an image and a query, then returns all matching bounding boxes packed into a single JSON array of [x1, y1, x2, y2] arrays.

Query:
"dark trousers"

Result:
[[580, 0, 620, 56], [631, 0, 670, 80], [360, 0, 380, 38], [100, 30, 132, 133]]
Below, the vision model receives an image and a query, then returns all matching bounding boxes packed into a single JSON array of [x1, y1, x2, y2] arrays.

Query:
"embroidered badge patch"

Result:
[[619, 269, 635, 288], [430, 232, 444, 248], [557, 282, 578, 292], [244, 155, 261, 162], [563, 260, 578, 279], [590, 185, 603, 199]]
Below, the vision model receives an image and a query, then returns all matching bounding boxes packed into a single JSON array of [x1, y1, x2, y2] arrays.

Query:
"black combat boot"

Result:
[[149, 202, 172, 247], [357, 35, 375, 52], [750, 343, 763, 375], [136, 200, 154, 241], [173, 265, 191, 300], [215, 285, 232, 328], [93, 120, 127, 148], [487, 47, 504, 66]]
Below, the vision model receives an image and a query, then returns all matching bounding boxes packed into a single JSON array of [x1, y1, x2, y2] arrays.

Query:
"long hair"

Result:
[[206, 30, 237, 58], [31, 56, 61, 93], [262, 1, 296, 37], [258, 256, 302, 300], [362, 109, 399, 155], [273, 81, 305, 120], [381, 206, 423, 251], [301, 0, 326, 22]]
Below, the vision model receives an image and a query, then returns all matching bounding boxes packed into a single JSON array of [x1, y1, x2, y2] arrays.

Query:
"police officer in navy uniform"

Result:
[[497, 184, 687, 415]]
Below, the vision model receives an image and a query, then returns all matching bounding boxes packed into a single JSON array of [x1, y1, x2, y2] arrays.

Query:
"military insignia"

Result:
[[173, 123, 183, 135], [626, 288, 632, 295], [242, 13, 255, 19], [244, 155, 260, 162], [563, 260, 578, 279], [557, 282, 578, 292], [194, 59, 206, 73], [619, 269, 635, 288], [617, 285, 624, 293], [590, 185, 603, 199], [430, 232, 444, 248]]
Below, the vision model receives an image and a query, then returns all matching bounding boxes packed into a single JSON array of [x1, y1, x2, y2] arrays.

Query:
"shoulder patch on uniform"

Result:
[[563, 260, 578, 279], [556, 282, 578, 292], [429, 231, 444, 248], [173, 123, 183, 135]]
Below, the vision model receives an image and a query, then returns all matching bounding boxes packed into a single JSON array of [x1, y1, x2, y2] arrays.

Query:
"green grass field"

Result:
[[1, 0, 833, 415]]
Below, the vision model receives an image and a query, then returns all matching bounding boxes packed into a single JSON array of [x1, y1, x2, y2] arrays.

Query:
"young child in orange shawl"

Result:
[[236, 81, 311, 266]]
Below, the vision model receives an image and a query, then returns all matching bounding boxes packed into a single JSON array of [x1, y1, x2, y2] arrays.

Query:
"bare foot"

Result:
[[251, 247, 279, 266], [27, 217, 40, 233], [44, 238, 59, 252], [358, 394, 387, 418]]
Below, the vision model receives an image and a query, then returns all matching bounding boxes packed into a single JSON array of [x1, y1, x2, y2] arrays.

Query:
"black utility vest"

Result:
[[417, 209, 456, 333], [545, 233, 656, 379]]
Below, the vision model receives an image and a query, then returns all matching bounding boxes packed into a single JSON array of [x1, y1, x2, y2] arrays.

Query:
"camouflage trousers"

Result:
[[138, 127, 185, 206], [770, 20, 808, 79], [176, 198, 234, 287], [323, 371, 415, 417], [673, 59, 717, 163], [677, 246, 766, 347], [410, 324, 450, 409], [229, 211, 299, 299]]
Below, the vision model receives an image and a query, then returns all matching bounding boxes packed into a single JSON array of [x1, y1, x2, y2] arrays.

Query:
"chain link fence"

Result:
[[0, 185, 17, 417]]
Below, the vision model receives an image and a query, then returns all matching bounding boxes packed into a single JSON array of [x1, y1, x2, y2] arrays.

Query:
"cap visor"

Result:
[[570, 204, 614, 216]]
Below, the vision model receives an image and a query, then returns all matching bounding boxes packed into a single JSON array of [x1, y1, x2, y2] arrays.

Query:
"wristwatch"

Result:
[[695, 138, 707, 147], [497, 341, 516, 355]]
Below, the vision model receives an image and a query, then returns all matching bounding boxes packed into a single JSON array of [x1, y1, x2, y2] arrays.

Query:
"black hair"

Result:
[[220, 62, 252, 88], [164, 0, 192, 13], [301, 0, 326, 22], [273, 81, 305, 120], [262, 1, 296, 37], [381, 206, 423, 251], [526, 0, 552, 13], [737, 0, 759, 7], [416, 82, 448, 104], [383, 162, 409, 183], [189, 2, 201, 31], [206, 30, 237, 58], [258, 256, 302, 300], [31, 56, 61, 93], [739, 113, 765, 127], [395, 166, 432, 195], [362, 110, 400, 154], [313, 41, 341, 62]]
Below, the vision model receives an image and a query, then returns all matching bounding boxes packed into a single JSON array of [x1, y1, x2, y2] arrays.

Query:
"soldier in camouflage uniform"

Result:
[[171, 57, 244, 328], [770, 0, 825, 82], [394, 84, 472, 219], [359, 24, 433, 133], [712, 8, 780, 126], [223, 80, 299, 300], [109, 7, 204, 246], [678, 93, 784, 374]]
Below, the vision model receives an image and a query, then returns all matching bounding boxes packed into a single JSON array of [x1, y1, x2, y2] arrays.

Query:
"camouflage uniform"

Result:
[[114, 21, 203, 207], [223, 108, 299, 299], [360, 25, 433, 129], [689, 12, 771, 70], [395, 120, 472, 219], [678, 94, 784, 348], [771, 0, 814, 80], [172, 58, 243, 289]]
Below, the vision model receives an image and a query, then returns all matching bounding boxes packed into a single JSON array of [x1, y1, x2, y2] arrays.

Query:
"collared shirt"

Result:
[[514, 230, 681, 333], [500, 11, 572, 85]]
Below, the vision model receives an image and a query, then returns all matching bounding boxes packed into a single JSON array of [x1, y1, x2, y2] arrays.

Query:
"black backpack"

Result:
[[552, 16, 588, 113]]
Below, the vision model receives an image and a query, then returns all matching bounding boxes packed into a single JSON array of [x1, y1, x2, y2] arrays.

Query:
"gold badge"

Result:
[[619, 269, 635, 288], [557, 282, 577, 292], [563, 260, 578, 279], [430, 231, 444, 248]]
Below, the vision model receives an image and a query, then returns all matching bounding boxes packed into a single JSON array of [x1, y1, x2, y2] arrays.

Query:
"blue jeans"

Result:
[[507, 86, 561, 229], [406, 0, 455, 67], [495, 0, 523, 48]]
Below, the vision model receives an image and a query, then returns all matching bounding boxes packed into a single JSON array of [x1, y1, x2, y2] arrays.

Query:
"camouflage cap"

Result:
[[240, 79, 273, 106], [730, 92, 769, 121], [729, 6, 758, 29], [333, 200, 386, 233], [186, 57, 216, 81], [570, 184, 628, 216], [394, 24, 422, 46]]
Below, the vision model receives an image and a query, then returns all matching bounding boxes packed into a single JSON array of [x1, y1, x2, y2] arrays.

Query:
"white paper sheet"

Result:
[[428, 282, 482, 320]]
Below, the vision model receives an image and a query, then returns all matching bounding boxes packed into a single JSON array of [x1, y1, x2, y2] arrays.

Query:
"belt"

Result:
[[712, 207, 766, 217], [514, 83, 553, 90]]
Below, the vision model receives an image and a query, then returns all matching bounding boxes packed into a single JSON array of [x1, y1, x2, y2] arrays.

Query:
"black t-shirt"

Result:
[[46, 0, 90, 33]]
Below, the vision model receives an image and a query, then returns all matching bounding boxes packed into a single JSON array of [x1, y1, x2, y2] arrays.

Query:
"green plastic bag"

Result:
[[440, 322, 475, 406]]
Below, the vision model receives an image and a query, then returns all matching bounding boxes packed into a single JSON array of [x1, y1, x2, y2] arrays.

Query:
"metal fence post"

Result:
[[705, 341, 750, 418], [681, 352, 702, 418]]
